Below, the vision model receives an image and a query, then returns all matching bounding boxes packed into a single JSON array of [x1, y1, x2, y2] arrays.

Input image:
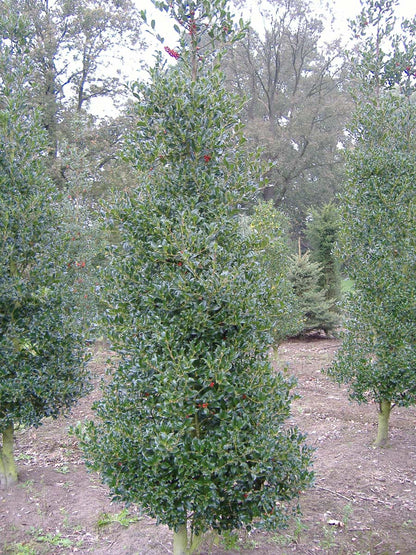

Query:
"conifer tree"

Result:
[[288, 251, 338, 336], [78, 1, 313, 552], [306, 203, 341, 303]]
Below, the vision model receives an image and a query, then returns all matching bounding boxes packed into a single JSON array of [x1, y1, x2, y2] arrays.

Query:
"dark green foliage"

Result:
[[306, 203, 341, 303], [327, 92, 416, 406], [326, 0, 416, 445], [288, 252, 338, 336], [78, 0, 313, 540], [0, 8, 90, 440]]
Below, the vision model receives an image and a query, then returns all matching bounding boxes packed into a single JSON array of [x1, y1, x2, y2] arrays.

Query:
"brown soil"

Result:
[[1, 338, 416, 555]]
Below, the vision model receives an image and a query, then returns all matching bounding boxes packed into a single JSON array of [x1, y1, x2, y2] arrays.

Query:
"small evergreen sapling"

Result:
[[305, 203, 341, 304], [288, 251, 338, 336], [77, 1, 313, 553]]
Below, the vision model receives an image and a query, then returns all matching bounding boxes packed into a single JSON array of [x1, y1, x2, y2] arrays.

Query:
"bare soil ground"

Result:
[[1, 337, 416, 555]]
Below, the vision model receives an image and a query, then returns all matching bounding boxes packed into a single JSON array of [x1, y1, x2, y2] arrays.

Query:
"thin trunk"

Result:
[[173, 524, 188, 555], [0, 422, 18, 489], [188, 531, 202, 553], [374, 400, 392, 447]]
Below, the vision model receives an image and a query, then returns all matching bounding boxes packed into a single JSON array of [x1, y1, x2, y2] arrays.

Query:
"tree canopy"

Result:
[[326, 0, 416, 447], [0, 3, 91, 488], [223, 0, 350, 230]]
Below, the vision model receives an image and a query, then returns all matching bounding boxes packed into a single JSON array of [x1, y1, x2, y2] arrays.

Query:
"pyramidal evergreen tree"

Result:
[[288, 251, 339, 336], [77, 1, 313, 552], [0, 4, 91, 488], [305, 203, 341, 304]]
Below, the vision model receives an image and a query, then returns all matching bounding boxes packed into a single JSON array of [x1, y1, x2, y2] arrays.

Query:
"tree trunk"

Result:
[[374, 400, 392, 447], [173, 524, 188, 555], [0, 423, 18, 489]]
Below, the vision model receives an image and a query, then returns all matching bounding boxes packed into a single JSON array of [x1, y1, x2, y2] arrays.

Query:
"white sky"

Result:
[[132, 0, 416, 77], [91, 0, 416, 117], [139, 0, 416, 47], [331, 0, 415, 24], [329, 0, 415, 36]]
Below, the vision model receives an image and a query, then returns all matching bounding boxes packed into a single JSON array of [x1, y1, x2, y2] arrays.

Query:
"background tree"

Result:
[[78, 1, 313, 553], [0, 0, 141, 327], [288, 251, 338, 336], [0, 5, 91, 488], [326, 0, 416, 447], [241, 201, 302, 342], [4, 0, 143, 188], [58, 109, 139, 200], [305, 202, 341, 303], [224, 0, 351, 231]]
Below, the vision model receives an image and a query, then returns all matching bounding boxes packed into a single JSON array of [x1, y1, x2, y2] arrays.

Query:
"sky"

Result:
[[133, 0, 416, 77], [330, 0, 415, 22], [329, 0, 415, 34], [92, 0, 416, 117], [139, 0, 416, 47]]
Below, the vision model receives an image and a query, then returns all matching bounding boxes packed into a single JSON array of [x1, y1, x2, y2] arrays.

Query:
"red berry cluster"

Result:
[[203, 154, 211, 163], [164, 46, 180, 59]]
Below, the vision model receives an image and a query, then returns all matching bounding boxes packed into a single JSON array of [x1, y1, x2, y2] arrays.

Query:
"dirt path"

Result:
[[1, 338, 415, 554]]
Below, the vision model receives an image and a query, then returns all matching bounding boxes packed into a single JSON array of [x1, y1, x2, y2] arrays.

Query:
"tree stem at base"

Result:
[[0, 423, 18, 489], [173, 524, 188, 555], [374, 400, 392, 447]]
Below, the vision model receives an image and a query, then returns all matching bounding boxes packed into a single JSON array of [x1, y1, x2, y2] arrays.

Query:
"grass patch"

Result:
[[97, 508, 141, 528]]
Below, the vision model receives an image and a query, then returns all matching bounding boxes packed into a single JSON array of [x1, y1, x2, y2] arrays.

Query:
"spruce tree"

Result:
[[306, 203, 341, 303], [78, 1, 313, 552], [288, 251, 338, 336]]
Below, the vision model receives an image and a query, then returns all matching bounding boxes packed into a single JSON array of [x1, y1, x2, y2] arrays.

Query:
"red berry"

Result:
[[164, 46, 180, 59]]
